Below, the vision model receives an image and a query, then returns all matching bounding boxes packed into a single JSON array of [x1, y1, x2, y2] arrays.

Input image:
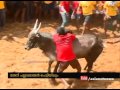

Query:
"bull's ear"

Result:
[[27, 26, 33, 32], [36, 33, 40, 38]]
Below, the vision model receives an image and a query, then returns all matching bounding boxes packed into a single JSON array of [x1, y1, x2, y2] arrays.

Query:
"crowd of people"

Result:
[[0, 1, 120, 35]]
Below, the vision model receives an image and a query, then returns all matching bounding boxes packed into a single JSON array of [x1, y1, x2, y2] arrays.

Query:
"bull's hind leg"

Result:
[[85, 45, 103, 72], [84, 63, 88, 71]]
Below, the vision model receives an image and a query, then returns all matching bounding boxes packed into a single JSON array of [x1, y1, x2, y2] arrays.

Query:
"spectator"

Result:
[[117, 1, 120, 32], [78, 1, 97, 35], [59, 1, 71, 28], [25, 1, 36, 22], [43, 1, 56, 20], [0, 1, 6, 30], [94, 1, 105, 27], [6, 1, 16, 21], [71, 1, 82, 30], [54, 1, 61, 20], [103, 1, 120, 35], [33, 1, 43, 20], [14, 1, 25, 22]]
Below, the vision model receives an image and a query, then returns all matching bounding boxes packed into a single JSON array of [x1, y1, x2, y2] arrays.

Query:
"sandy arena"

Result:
[[0, 20, 120, 89]]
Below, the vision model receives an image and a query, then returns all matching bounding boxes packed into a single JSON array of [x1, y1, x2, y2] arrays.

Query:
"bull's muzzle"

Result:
[[25, 46, 30, 50]]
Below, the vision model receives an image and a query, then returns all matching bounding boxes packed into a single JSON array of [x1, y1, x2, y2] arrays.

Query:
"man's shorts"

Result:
[[83, 15, 92, 25], [117, 14, 120, 23], [104, 16, 117, 31], [43, 2, 55, 12], [58, 59, 80, 70]]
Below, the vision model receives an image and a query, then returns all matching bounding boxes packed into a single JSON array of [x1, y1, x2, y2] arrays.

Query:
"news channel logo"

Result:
[[80, 76, 88, 80]]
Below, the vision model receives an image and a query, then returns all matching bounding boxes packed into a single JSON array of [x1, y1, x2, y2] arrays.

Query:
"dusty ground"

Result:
[[0, 20, 120, 89]]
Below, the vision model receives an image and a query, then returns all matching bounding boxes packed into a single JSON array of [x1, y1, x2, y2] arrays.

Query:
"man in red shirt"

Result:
[[53, 27, 81, 88]]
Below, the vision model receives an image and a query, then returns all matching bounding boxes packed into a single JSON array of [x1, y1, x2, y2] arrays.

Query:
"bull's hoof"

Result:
[[84, 68, 86, 70], [84, 67, 87, 70], [87, 70, 94, 73], [70, 79, 80, 89], [64, 85, 71, 89], [66, 78, 74, 85], [70, 82, 76, 89], [49, 79, 58, 86]]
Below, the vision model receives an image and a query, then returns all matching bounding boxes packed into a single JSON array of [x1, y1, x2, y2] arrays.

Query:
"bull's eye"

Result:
[[30, 37, 35, 40], [30, 38, 34, 40]]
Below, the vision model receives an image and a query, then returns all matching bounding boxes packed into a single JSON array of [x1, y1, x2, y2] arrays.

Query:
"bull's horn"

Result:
[[35, 22, 41, 34], [33, 19, 38, 30]]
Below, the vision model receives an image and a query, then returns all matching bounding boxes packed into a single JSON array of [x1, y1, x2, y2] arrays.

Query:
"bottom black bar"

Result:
[[8, 72, 120, 79]]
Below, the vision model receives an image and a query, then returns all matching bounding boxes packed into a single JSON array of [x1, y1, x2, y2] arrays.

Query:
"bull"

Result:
[[25, 19, 103, 86]]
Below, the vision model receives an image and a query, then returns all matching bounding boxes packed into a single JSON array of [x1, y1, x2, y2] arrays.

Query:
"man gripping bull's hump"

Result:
[[53, 27, 81, 88], [53, 27, 81, 73]]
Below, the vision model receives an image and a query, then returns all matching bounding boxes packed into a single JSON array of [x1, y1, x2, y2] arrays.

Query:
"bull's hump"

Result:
[[76, 34, 96, 45], [76, 34, 96, 39], [40, 32, 53, 39], [74, 34, 97, 56]]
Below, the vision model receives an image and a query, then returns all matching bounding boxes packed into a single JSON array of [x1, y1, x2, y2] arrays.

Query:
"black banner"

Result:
[[8, 72, 120, 80]]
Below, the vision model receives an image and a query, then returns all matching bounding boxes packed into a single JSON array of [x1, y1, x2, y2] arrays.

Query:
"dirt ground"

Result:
[[0, 20, 120, 89]]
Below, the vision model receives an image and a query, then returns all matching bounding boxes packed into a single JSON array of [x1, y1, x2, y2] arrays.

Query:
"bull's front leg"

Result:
[[48, 60, 59, 86], [84, 63, 88, 70], [48, 60, 54, 73], [86, 62, 93, 72]]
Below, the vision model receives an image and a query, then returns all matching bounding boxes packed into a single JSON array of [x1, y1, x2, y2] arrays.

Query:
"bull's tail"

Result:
[[85, 36, 104, 72], [96, 36, 104, 48]]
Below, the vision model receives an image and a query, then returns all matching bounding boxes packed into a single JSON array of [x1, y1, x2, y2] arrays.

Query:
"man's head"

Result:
[[57, 27, 73, 35], [57, 27, 66, 35]]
